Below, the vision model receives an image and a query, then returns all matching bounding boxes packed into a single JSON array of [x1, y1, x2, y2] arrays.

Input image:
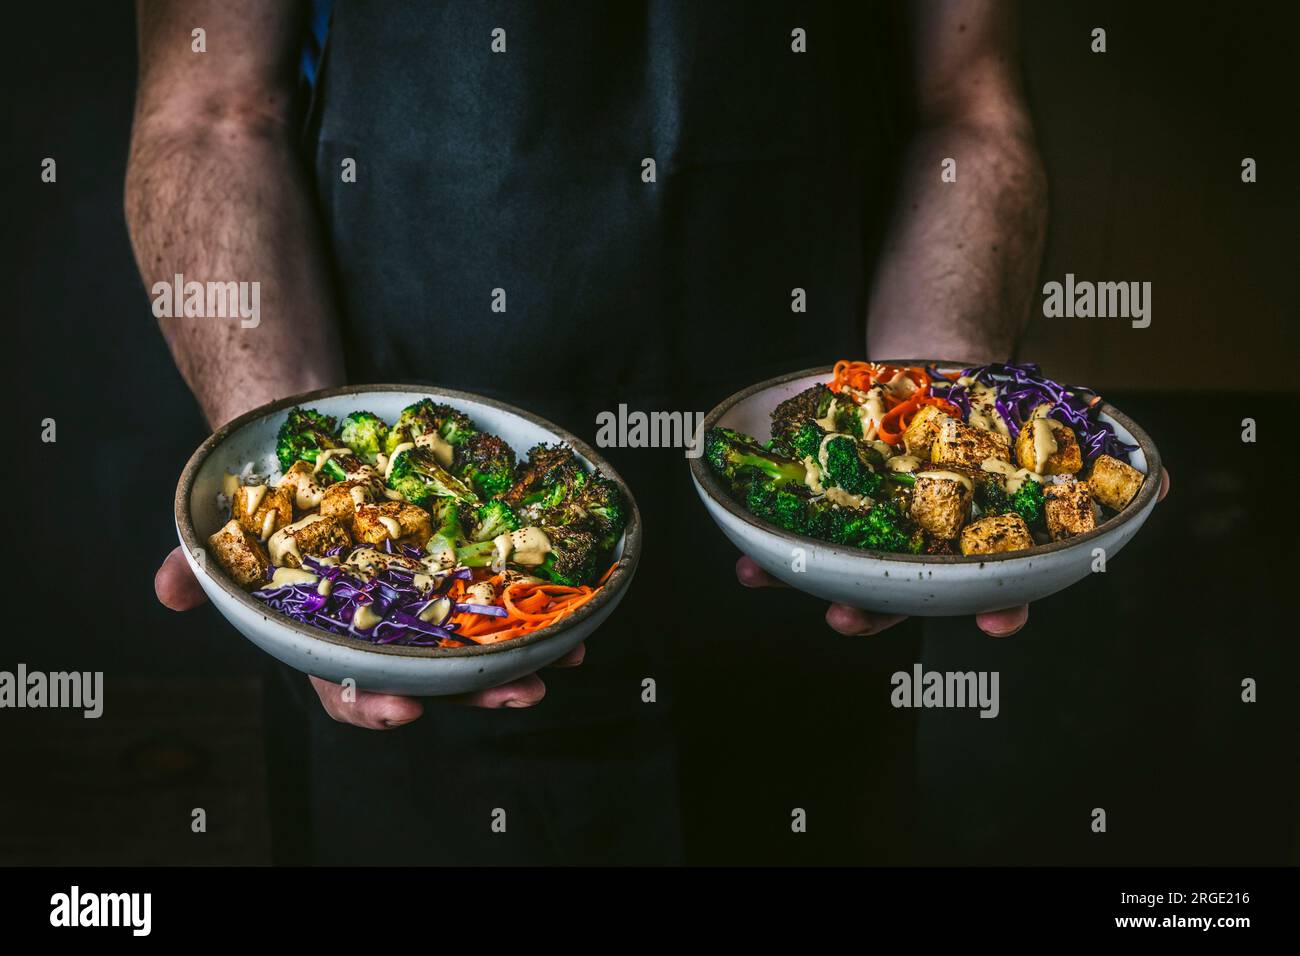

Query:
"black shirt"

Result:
[[300, 0, 917, 864]]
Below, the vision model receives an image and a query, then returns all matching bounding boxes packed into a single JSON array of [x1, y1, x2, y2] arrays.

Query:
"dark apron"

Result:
[[300, 0, 917, 864]]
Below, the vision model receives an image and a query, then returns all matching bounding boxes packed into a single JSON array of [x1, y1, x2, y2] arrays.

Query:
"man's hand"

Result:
[[154, 546, 581, 727], [738, 469, 1170, 639]]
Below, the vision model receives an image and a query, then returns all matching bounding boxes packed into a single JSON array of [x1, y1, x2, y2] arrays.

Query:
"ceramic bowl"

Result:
[[689, 363, 1161, 617], [175, 385, 640, 696]]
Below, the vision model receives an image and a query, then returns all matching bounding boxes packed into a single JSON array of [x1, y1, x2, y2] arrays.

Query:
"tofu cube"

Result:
[[909, 469, 974, 540], [279, 460, 326, 510], [959, 513, 1034, 556], [268, 515, 352, 568], [902, 405, 947, 459], [231, 484, 293, 541], [320, 479, 378, 523], [930, 417, 1011, 469], [1088, 454, 1144, 511], [352, 501, 433, 545], [1015, 419, 1083, 475], [1044, 479, 1097, 541], [208, 519, 271, 589]]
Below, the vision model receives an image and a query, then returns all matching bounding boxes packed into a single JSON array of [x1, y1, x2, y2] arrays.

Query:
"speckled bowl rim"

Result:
[[175, 384, 642, 658], [688, 360, 1162, 565]]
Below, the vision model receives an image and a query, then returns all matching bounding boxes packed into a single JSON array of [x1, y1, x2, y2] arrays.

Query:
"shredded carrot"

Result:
[[830, 362, 960, 445], [444, 577, 604, 645], [830, 362, 932, 407]]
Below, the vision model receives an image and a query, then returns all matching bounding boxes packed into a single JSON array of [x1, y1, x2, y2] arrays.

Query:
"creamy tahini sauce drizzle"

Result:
[[418, 596, 451, 623], [802, 456, 825, 495], [384, 443, 415, 480], [312, 447, 353, 475], [824, 486, 869, 509], [279, 466, 325, 509], [242, 484, 268, 515], [813, 398, 839, 433], [882, 369, 918, 401], [491, 527, 552, 568], [345, 547, 394, 577], [415, 431, 455, 468], [378, 515, 403, 540], [861, 387, 887, 440], [817, 433, 842, 474], [424, 544, 456, 571], [267, 513, 328, 566], [270, 567, 318, 587], [259, 508, 279, 541], [918, 469, 974, 492], [957, 376, 1012, 443], [980, 457, 1041, 493], [352, 603, 382, 631], [1030, 419, 1058, 473], [466, 581, 496, 605], [887, 454, 921, 473]]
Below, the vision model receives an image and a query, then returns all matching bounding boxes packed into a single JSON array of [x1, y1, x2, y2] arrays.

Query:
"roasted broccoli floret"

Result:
[[453, 433, 517, 499], [276, 407, 338, 471], [840, 501, 924, 553], [469, 499, 520, 543], [534, 527, 601, 587], [386, 446, 479, 507], [518, 468, 627, 550], [834, 403, 864, 438], [1009, 479, 1045, 529], [785, 420, 827, 461], [339, 411, 389, 464], [747, 482, 817, 536], [975, 479, 1011, 516], [502, 443, 582, 506], [574, 475, 627, 548], [821, 435, 884, 498], [383, 399, 478, 456], [771, 385, 835, 443], [975, 477, 1045, 529], [275, 407, 368, 480], [804, 499, 923, 553], [425, 499, 466, 562], [453, 525, 600, 586], [704, 427, 807, 491]]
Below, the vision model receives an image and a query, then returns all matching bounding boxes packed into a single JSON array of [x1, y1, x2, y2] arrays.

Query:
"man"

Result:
[[128, 0, 1058, 863]]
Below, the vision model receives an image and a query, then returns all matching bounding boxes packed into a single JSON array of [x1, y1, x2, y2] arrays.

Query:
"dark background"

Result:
[[2, 1, 1297, 865]]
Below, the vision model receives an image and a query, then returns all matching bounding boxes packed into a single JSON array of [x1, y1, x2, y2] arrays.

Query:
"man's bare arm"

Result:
[[866, 0, 1047, 364], [125, 0, 344, 428]]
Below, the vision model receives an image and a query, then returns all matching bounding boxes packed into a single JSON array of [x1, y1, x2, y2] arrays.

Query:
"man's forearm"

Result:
[[125, 115, 345, 428], [866, 118, 1047, 365]]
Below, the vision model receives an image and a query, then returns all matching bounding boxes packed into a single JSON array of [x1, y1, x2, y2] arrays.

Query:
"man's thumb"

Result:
[[156, 545, 210, 611]]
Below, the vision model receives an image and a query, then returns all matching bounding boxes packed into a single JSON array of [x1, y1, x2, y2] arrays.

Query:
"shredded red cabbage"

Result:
[[252, 546, 477, 647], [928, 363, 1136, 462], [454, 602, 508, 618]]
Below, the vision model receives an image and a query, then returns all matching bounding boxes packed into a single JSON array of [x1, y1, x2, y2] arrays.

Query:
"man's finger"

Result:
[[155, 546, 209, 611], [826, 603, 908, 637], [549, 642, 586, 668], [736, 555, 788, 588], [310, 675, 425, 730], [1158, 467, 1170, 503], [449, 673, 548, 709], [975, 604, 1028, 637]]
